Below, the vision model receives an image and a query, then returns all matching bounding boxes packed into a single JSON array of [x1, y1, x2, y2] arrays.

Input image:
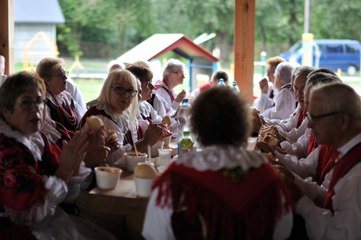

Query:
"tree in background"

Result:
[[58, 0, 155, 58], [57, 0, 361, 65], [255, 0, 304, 57], [312, 0, 361, 40], [173, 0, 235, 64]]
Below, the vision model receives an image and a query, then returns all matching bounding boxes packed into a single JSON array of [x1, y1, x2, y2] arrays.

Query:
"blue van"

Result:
[[280, 39, 361, 75]]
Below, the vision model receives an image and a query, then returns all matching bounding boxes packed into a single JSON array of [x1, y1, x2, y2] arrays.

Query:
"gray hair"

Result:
[[162, 58, 186, 80], [306, 72, 341, 89], [274, 62, 296, 86], [311, 83, 361, 120], [292, 66, 316, 82]]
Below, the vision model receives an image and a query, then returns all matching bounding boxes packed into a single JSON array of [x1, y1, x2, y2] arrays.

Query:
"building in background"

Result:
[[14, 0, 64, 64], [117, 33, 219, 92]]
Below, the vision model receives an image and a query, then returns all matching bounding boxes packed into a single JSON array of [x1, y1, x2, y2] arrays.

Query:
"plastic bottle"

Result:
[[177, 129, 194, 159], [218, 78, 226, 86], [177, 98, 191, 135], [232, 81, 240, 94]]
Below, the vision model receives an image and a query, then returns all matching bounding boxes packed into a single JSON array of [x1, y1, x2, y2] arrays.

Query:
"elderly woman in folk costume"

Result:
[[0, 71, 115, 239], [36, 57, 82, 140], [79, 69, 166, 166]]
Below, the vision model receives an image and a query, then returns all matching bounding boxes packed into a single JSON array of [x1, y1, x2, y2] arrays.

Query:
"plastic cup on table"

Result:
[[157, 148, 172, 166]]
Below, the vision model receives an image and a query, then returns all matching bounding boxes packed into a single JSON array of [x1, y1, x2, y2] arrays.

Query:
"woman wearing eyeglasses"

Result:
[[0, 71, 115, 239], [36, 58, 82, 139], [79, 69, 164, 165]]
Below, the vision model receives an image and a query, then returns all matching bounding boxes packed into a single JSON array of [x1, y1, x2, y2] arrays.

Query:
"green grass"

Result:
[[72, 78, 104, 103], [13, 58, 361, 102], [72, 75, 361, 104]]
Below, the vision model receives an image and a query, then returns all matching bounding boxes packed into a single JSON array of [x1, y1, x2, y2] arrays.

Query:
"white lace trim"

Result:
[[175, 145, 267, 171], [0, 118, 43, 161]]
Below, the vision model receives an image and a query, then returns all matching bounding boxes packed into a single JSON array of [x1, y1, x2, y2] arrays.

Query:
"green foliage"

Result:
[[57, 25, 83, 57], [255, 0, 304, 55], [312, 0, 361, 40], [57, 0, 361, 62]]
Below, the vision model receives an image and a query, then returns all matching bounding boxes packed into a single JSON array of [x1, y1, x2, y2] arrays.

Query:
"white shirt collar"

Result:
[[175, 145, 267, 172], [0, 118, 44, 161]]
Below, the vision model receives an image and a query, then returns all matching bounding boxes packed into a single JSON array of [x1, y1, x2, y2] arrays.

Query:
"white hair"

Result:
[[274, 62, 297, 85], [162, 58, 187, 79]]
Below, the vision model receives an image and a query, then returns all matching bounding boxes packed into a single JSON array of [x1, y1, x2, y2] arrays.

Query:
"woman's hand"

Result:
[[83, 146, 111, 168], [136, 123, 168, 152], [105, 130, 120, 153], [56, 129, 90, 182], [83, 126, 112, 167], [143, 123, 166, 146], [175, 90, 186, 103]]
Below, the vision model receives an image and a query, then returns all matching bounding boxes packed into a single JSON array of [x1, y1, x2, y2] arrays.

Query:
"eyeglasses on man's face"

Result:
[[112, 86, 138, 97], [306, 111, 340, 123], [17, 96, 46, 109]]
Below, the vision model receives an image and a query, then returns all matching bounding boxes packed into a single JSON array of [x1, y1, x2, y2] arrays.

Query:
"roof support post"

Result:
[[234, 0, 255, 103], [0, 0, 14, 75]]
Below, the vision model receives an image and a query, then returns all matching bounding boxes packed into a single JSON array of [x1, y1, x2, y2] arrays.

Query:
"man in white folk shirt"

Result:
[[261, 62, 297, 120], [152, 58, 187, 117], [280, 83, 361, 239], [253, 56, 286, 113]]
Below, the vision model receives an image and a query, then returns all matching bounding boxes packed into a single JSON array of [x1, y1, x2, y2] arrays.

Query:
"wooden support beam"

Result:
[[234, 0, 255, 103], [0, 0, 14, 75]]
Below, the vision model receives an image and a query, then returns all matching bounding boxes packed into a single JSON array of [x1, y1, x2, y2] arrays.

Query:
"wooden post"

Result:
[[234, 0, 255, 103], [0, 0, 14, 75]]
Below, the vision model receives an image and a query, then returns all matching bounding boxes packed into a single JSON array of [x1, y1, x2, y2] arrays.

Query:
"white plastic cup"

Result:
[[134, 177, 153, 197], [124, 152, 148, 172], [94, 167, 121, 190], [157, 148, 172, 166]]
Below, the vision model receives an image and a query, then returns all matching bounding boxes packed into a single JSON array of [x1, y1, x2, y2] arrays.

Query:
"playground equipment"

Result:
[[22, 31, 59, 70]]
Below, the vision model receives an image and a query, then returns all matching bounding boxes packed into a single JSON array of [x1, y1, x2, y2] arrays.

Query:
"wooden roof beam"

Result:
[[0, 0, 14, 75]]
